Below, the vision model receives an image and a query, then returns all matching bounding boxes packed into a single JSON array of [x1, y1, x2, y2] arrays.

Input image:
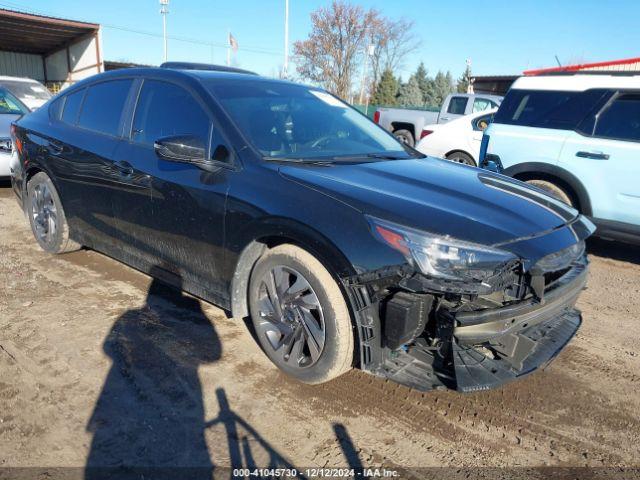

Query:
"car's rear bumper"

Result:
[[0, 152, 11, 177]]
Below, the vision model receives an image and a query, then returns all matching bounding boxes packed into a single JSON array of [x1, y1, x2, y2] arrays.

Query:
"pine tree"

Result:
[[397, 75, 423, 107], [414, 62, 431, 106], [433, 70, 454, 106], [457, 64, 472, 93], [372, 69, 398, 106]]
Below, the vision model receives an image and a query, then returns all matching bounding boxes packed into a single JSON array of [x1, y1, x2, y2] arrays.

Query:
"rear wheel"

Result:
[[26, 172, 81, 254], [393, 129, 415, 147], [445, 151, 476, 166], [525, 179, 574, 207], [248, 244, 354, 384]]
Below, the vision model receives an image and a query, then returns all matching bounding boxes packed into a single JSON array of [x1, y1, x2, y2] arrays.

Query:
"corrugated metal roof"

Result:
[[0, 8, 99, 55], [523, 57, 640, 76]]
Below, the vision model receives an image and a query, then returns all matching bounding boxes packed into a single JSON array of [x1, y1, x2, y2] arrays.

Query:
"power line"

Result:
[[0, 1, 283, 57]]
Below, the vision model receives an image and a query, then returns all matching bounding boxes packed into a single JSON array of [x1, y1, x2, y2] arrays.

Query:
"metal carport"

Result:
[[0, 8, 103, 92]]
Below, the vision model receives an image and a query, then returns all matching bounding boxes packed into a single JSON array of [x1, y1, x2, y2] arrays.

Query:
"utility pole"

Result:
[[360, 44, 375, 111], [159, 0, 169, 62], [283, 0, 289, 78]]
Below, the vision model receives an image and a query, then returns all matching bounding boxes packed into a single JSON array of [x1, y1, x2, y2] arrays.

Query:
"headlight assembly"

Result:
[[368, 216, 518, 283]]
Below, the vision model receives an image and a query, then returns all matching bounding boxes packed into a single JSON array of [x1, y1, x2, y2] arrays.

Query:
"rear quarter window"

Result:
[[61, 89, 85, 125], [78, 79, 133, 136], [493, 88, 610, 130]]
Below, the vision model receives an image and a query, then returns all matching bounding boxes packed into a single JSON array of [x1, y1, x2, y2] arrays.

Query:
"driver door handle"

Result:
[[576, 151, 610, 160], [115, 160, 134, 176]]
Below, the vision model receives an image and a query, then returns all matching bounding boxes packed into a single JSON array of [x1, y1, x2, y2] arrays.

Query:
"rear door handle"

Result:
[[576, 151, 610, 160], [115, 160, 134, 176]]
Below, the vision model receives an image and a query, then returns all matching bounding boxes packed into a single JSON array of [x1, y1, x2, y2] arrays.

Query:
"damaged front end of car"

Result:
[[343, 215, 595, 393]]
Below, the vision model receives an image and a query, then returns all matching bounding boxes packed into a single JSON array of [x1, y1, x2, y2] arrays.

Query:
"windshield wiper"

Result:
[[331, 153, 412, 161], [263, 156, 333, 165]]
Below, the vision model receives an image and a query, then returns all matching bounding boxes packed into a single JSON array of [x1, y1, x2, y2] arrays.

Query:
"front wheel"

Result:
[[248, 244, 354, 384]]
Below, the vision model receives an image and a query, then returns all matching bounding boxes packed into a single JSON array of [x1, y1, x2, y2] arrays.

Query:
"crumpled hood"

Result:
[[279, 157, 579, 249]]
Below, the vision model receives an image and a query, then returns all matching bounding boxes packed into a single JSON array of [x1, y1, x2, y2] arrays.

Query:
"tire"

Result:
[[445, 151, 476, 166], [248, 244, 354, 384], [26, 172, 81, 254], [525, 179, 574, 207], [393, 129, 415, 147]]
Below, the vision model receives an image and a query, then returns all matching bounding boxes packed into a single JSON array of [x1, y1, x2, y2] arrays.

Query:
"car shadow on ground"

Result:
[[84, 268, 364, 479], [587, 237, 640, 265]]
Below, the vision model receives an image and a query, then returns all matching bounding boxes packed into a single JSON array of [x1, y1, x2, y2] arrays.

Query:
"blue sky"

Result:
[[2, 0, 639, 80]]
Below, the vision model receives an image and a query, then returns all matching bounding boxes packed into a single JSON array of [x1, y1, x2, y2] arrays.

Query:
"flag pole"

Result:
[[283, 0, 289, 78]]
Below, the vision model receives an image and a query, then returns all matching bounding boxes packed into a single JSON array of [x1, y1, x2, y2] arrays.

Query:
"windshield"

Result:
[[206, 79, 415, 161], [0, 87, 29, 115], [1, 80, 51, 104]]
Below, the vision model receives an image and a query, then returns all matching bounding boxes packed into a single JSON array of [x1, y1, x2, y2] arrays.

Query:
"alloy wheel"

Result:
[[255, 266, 326, 368], [31, 182, 57, 245]]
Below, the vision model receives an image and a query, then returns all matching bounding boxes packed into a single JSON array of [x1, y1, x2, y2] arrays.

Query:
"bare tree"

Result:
[[293, 1, 374, 99], [369, 17, 419, 93]]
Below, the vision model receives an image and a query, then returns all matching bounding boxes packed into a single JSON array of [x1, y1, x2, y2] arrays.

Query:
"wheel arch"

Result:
[[229, 218, 358, 322], [503, 162, 592, 216], [390, 122, 415, 138]]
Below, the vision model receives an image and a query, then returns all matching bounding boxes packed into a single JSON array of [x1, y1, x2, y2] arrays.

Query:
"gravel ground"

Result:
[[1, 184, 639, 478]]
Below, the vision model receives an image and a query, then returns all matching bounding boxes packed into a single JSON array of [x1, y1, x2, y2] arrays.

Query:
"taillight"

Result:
[[373, 111, 380, 123], [420, 129, 433, 139], [11, 124, 23, 155]]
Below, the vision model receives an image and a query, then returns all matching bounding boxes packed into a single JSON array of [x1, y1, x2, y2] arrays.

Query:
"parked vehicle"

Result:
[[12, 65, 594, 393], [416, 109, 497, 166], [374, 93, 502, 147], [0, 86, 28, 178], [480, 73, 640, 245], [0, 76, 51, 111]]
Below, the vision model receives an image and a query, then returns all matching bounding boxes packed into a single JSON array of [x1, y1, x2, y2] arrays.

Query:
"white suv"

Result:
[[480, 74, 640, 244]]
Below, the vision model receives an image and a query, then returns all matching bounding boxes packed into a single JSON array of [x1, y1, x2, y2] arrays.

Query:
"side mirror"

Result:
[[154, 135, 206, 163]]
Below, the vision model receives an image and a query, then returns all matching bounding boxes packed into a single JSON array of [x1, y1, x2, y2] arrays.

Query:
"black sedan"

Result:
[[10, 64, 595, 392]]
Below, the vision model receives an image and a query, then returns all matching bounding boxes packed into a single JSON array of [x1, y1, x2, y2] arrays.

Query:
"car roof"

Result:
[[60, 66, 312, 95], [0, 75, 42, 83], [512, 74, 640, 91]]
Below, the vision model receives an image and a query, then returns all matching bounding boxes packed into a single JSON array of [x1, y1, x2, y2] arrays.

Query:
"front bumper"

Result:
[[452, 309, 581, 392], [348, 257, 588, 393]]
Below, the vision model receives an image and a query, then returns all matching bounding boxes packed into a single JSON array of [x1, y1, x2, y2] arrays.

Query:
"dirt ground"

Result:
[[1, 182, 640, 477]]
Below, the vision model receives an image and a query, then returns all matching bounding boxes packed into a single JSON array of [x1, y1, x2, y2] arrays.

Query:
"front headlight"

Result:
[[368, 216, 518, 283]]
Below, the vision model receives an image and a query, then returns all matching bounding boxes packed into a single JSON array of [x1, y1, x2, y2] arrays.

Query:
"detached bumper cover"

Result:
[[453, 309, 581, 392]]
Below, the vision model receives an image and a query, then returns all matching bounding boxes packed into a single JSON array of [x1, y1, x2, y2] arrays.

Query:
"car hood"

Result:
[[279, 157, 580, 250]]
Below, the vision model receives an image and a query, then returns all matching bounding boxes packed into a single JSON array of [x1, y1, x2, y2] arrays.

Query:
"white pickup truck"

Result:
[[374, 93, 502, 147]]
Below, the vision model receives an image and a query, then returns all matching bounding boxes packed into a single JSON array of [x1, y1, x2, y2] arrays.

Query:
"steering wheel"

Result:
[[308, 135, 335, 150]]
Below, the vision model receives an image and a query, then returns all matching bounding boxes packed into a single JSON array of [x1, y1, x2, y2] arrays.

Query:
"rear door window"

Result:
[[131, 80, 211, 147], [472, 98, 493, 113], [78, 79, 133, 136], [593, 93, 640, 142], [61, 89, 85, 125], [447, 96, 468, 114], [494, 88, 609, 130]]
